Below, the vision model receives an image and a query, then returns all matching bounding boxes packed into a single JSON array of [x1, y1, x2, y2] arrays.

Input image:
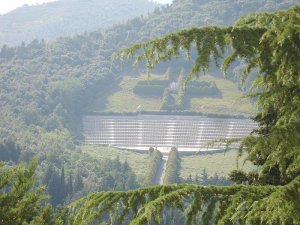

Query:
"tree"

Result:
[[59, 166, 67, 201], [0, 159, 65, 225], [0, 139, 21, 163], [200, 168, 208, 185], [67, 173, 73, 197], [163, 147, 180, 184], [73, 171, 84, 193], [69, 6, 300, 224], [160, 88, 172, 110], [48, 168, 62, 206]]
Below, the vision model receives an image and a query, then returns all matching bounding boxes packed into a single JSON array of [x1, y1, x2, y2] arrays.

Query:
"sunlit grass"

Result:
[[82, 146, 257, 183], [91, 73, 256, 116], [81, 145, 149, 183], [180, 150, 257, 178], [190, 75, 256, 116]]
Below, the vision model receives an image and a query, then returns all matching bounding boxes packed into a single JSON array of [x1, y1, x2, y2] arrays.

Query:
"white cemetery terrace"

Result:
[[82, 115, 257, 153]]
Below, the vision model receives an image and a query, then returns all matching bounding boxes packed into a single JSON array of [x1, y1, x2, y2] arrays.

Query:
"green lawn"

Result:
[[189, 75, 256, 116], [90, 73, 255, 116], [82, 146, 257, 183], [100, 74, 165, 112], [180, 150, 257, 179], [81, 145, 149, 183]]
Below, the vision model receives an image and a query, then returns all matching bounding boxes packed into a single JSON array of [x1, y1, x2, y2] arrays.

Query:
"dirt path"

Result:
[[154, 155, 168, 185]]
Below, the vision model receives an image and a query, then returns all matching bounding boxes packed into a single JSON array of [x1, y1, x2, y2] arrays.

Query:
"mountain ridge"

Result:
[[0, 0, 160, 47]]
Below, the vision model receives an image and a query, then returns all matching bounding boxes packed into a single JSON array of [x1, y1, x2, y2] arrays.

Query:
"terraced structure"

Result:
[[83, 115, 257, 152]]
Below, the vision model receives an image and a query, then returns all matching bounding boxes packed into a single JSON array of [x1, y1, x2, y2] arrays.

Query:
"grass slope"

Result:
[[90, 73, 255, 116], [81, 145, 149, 183], [90, 74, 165, 112], [82, 146, 256, 183], [180, 150, 257, 179], [189, 75, 256, 116]]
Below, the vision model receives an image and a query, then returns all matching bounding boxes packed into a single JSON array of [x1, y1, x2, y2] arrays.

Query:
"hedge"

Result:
[[137, 79, 170, 86], [143, 149, 163, 186], [133, 84, 165, 96], [163, 147, 180, 184], [185, 80, 221, 97]]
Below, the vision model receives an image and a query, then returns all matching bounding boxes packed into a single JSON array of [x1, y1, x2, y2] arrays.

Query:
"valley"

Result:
[[0, 0, 299, 223]]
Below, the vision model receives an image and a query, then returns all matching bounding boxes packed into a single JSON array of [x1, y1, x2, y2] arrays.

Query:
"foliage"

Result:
[[143, 150, 163, 186], [0, 159, 66, 225], [42, 156, 140, 206], [81, 146, 149, 183], [118, 4, 300, 184], [0, 0, 299, 214], [136, 80, 170, 86], [0, 0, 159, 46], [133, 84, 165, 97], [73, 5, 300, 224], [68, 177, 300, 224], [185, 80, 221, 97], [0, 1, 294, 178], [180, 150, 255, 179], [0, 139, 21, 163], [184, 169, 233, 186], [160, 88, 173, 110], [163, 147, 181, 184], [132, 71, 222, 110]]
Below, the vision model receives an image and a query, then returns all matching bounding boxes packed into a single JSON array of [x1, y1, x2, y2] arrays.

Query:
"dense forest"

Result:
[[0, 0, 159, 46], [0, 0, 298, 208], [0, 0, 299, 224], [71, 5, 300, 224]]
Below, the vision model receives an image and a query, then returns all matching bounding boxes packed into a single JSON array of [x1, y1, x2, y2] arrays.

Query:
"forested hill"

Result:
[[97, 0, 300, 73], [108, 0, 300, 45], [0, 0, 298, 140], [0, 0, 160, 47], [0, 0, 299, 206]]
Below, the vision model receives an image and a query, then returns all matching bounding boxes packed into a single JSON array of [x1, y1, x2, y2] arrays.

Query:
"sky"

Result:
[[0, 0, 173, 15]]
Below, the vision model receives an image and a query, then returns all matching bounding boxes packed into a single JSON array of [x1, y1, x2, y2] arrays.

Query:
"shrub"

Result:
[[163, 147, 180, 184], [143, 149, 163, 186], [133, 84, 165, 96], [185, 80, 221, 97]]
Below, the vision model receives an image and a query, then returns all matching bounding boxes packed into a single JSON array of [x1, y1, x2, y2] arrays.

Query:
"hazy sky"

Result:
[[0, 0, 173, 15]]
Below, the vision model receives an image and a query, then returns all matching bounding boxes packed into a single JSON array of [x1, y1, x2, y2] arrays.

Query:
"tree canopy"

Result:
[[117, 5, 300, 185], [3, 0, 294, 208], [0, 159, 66, 225], [69, 5, 300, 224]]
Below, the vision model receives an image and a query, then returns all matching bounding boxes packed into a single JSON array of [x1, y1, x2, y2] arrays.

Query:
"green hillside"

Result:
[[0, 0, 159, 46], [89, 74, 164, 112], [0, 0, 298, 207], [81, 146, 149, 183], [64, 6, 299, 224], [89, 73, 256, 116], [189, 75, 255, 115], [180, 150, 256, 179], [81, 146, 252, 184]]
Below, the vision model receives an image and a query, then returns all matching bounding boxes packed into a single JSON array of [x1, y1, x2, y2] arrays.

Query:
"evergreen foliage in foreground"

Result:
[[68, 178, 300, 224], [0, 1, 297, 205], [1, 4, 299, 225], [67, 6, 300, 224], [0, 159, 65, 225]]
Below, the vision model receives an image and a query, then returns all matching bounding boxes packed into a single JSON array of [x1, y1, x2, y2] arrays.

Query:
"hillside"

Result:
[[89, 73, 255, 116], [0, 0, 297, 164], [0, 0, 299, 207], [0, 3, 299, 223], [0, 0, 160, 47]]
